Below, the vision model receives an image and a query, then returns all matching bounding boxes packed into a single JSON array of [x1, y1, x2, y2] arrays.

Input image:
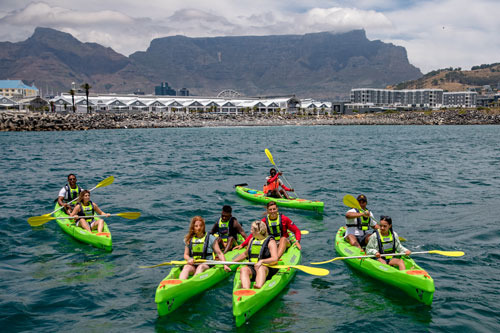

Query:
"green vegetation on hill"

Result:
[[393, 63, 500, 91]]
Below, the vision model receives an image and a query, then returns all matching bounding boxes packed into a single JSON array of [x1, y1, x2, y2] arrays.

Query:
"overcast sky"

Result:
[[0, 0, 498, 73]]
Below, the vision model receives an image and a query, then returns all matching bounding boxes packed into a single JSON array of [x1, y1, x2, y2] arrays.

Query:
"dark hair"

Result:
[[67, 173, 76, 179], [222, 205, 232, 213], [379, 216, 393, 234], [270, 168, 277, 174], [379, 215, 392, 224], [357, 194, 367, 203], [267, 201, 277, 208]]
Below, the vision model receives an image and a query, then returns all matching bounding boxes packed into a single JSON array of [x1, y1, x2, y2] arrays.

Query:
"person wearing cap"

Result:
[[345, 194, 378, 249], [263, 168, 294, 199]]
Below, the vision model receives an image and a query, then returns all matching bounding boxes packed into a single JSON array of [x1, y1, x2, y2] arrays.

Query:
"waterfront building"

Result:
[[350, 88, 443, 108], [0, 95, 17, 110], [155, 82, 176, 96], [178, 88, 190, 96], [47, 93, 305, 114], [0, 80, 39, 99], [443, 91, 477, 107]]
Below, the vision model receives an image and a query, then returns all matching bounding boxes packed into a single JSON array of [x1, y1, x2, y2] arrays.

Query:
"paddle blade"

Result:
[[343, 194, 361, 210], [27, 215, 56, 227], [268, 264, 330, 276], [301, 230, 309, 235], [116, 212, 141, 219], [139, 260, 187, 268], [265, 149, 276, 165], [95, 176, 114, 189], [428, 250, 465, 257]]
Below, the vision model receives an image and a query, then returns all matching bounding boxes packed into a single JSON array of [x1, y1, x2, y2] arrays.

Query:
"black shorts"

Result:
[[249, 265, 278, 281], [355, 232, 372, 246]]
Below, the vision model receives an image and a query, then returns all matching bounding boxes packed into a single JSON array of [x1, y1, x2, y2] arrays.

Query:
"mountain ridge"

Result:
[[1, 27, 422, 98]]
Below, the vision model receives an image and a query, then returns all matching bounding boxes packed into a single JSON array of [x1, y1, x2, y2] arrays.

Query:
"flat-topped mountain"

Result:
[[0, 28, 422, 98]]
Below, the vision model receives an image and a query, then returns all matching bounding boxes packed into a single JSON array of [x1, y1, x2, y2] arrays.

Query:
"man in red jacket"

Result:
[[263, 168, 294, 199], [235, 201, 301, 258]]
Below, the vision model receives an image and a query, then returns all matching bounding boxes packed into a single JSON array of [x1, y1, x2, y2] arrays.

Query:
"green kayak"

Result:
[[155, 248, 245, 316], [232, 246, 301, 327], [235, 185, 324, 213], [335, 226, 434, 305], [53, 203, 112, 251]]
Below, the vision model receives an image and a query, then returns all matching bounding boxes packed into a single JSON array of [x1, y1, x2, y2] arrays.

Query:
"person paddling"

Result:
[[264, 168, 294, 199], [345, 194, 378, 249], [365, 216, 411, 270], [179, 216, 230, 280], [210, 205, 247, 254], [235, 201, 301, 258], [69, 190, 110, 233], [233, 220, 279, 289], [57, 174, 82, 214]]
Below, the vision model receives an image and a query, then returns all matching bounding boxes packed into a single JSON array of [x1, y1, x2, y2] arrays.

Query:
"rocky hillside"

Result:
[[1, 28, 423, 98], [391, 63, 500, 91], [130, 30, 422, 98], [0, 27, 157, 94]]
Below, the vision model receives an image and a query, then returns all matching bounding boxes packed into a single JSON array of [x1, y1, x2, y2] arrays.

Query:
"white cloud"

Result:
[[0, 0, 498, 73], [375, 0, 500, 72]]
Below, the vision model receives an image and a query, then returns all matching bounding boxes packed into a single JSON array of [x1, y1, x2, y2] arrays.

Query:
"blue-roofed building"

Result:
[[0, 80, 39, 99]]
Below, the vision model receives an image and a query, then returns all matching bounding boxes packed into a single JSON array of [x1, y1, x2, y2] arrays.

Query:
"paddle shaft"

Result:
[[204, 260, 329, 276], [52, 214, 115, 220], [327, 250, 462, 261]]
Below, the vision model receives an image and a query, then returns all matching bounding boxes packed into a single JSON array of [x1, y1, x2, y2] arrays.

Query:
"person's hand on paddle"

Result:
[[375, 252, 381, 258], [255, 260, 264, 271], [223, 264, 231, 272], [404, 250, 411, 256], [187, 258, 195, 266]]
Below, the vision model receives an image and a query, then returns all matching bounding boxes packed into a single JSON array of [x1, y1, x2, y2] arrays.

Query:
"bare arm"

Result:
[[93, 203, 110, 217], [184, 246, 196, 266], [69, 204, 81, 217], [233, 219, 248, 239]]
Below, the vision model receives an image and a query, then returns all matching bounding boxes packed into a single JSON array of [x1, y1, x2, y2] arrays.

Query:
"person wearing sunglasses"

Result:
[[263, 168, 294, 199], [56, 173, 83, 214], [345, 194, 378, 249], [365, 216, 411, 270]]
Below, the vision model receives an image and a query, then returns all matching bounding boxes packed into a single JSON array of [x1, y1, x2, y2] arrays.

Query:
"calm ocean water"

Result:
[[1, 125, 499, 332]]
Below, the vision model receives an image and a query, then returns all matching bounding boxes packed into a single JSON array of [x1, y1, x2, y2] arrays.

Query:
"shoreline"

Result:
[[1, 109, 499, 131]]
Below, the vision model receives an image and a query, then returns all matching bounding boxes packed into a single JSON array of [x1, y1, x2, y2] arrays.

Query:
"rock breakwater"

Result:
[[1, 109, 499, 131]]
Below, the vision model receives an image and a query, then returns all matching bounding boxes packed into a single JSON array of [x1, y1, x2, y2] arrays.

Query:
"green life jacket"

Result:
[[188, 233, 213, 260], [64, 184, 82, 202], [346, 208, 371, 231], [265, 214, 283, 241], [217, 217, 236, 240], [248, 236, 273, 263], [77, 201, 94, 222], [376, 229, 395, 260]]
